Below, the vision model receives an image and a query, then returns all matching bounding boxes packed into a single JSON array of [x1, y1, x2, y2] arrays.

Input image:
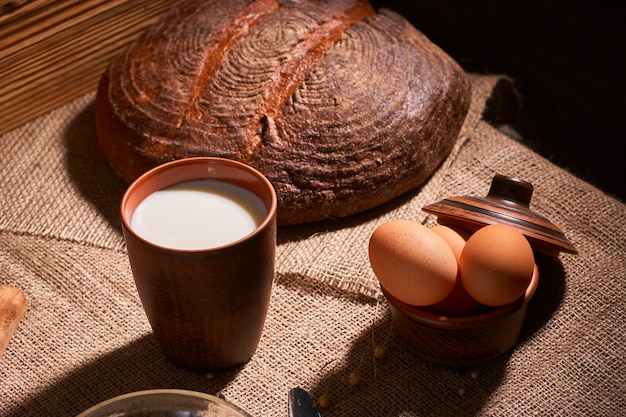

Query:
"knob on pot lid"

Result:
[[422, 174, 577, 256]]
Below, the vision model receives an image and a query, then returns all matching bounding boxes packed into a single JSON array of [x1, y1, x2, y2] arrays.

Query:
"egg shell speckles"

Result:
[[368, 219, 457, 306]]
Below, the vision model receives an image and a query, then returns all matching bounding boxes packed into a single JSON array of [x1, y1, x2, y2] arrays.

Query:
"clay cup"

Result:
[[120, 157, 277, 372]]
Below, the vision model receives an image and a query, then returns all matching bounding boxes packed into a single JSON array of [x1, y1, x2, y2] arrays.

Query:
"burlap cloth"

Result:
[[1, 74, 624, 416]]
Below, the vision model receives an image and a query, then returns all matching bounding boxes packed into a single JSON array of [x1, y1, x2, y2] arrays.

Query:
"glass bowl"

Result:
[[76, 389, 251, 417]]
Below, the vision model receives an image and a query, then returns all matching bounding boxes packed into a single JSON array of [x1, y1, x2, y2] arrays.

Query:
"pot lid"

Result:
[[422, 174, 577, 256]]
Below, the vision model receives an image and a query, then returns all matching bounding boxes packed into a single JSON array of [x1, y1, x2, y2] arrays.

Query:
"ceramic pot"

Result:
[[382, 265, 539, 366], [120, 157, 277, 372]]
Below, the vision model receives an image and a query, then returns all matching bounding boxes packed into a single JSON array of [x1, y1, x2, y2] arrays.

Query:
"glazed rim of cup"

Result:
[[381, 264, 539, 330], [120, 157, 278, 252]]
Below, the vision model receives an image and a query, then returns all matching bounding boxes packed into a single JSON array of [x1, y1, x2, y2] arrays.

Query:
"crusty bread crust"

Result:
[[95, 0, 471, 225]]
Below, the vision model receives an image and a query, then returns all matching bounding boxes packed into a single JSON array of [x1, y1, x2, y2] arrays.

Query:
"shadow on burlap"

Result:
[[1, 75, 624, 416]]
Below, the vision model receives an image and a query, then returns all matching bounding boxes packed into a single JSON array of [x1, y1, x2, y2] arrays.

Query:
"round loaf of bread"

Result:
[[95, 0, 471, 225]]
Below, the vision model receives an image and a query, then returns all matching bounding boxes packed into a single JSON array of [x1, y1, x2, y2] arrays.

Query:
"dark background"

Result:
[[370, 1, 624, 202]]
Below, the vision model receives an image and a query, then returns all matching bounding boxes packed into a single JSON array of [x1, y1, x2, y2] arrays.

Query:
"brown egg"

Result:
[[459, 224, 535, 307], [431, 225, 480, 314], [431, 225, 470, 261], [369, 219, 457, 306]]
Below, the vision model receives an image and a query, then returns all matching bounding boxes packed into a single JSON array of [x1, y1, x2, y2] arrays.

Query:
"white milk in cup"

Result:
[[131, 180, 267, 250]]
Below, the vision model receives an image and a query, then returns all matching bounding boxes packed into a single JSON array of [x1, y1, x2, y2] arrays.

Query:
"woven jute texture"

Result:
[[1, 74, 625, 416]]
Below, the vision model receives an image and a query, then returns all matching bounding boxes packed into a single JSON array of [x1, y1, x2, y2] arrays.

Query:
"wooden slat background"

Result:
[[0, 0, 180, 135]]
